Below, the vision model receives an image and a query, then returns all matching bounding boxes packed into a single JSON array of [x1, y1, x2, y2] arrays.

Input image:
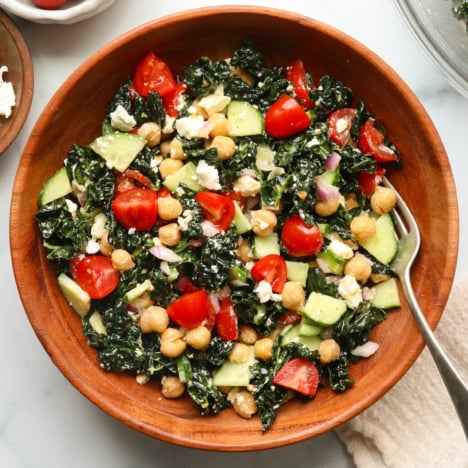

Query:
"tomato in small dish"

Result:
[[133, 52, 177, 99], [327, 108, 357, 148], [112, 187, 158, 232], [75, 255, 119, 300], [285, 60, 314, 109], [273, 358, 319, 397], [359, 118, 398, 162], [195, 191, 235, 233], [250, 254, 287, 293], [167, 289, 209, 329], [281, 215, 323, 257], [216, 297, 238, 341], [265, 94, 311, 139], [33, 0, 68, 8]]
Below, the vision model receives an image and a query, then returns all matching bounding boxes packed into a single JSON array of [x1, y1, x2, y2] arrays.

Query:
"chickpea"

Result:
[[160, 140, 171, 157], [370, 186, 397, 214], [210, 135, 236, 160], [99, 230, 113, 256], [137, 122, 161, 147], [370, 273, 391, 284], [139, 305, 169, 333], [344, 254, 372, 283], [229, 343, 252, 364], [315, 197, 340, 217], [129, 292, 153, 311], [168, 137, 186, 160], [239, 324, 258, 345], [184, 326, 211, 350], [350, 213, 377, 242], [159, 158, 183, 180], [318, 339, 341, 364], [344, 193, 360, 210], [227, 388, 258, 419], [236, 239, 253, 263], [281, 281, 305, 311], [158, 197, 183, 221], [161, 375, 185, 399], [160, 328, 187, 358], [111, 249, 135, 271], [208, 112, 229, 137], [254, 337, 274, 361], [158, 223, 181, 247], [250, 209, 277, 236]]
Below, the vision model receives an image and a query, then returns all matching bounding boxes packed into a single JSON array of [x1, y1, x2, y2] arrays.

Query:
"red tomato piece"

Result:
[[33, 0, 67, 8], [265, 94, 311, 139], [216, 297, 238, 341], [174, 276, 199, 295], [359, 118, 398, 162], [115, 169, 152, 193], [112, 187, 158, 232], [281, 215, 323, 257], [278, 311, 302, 325], [167, 289, 209, 329], [357, 166, 386, 197], [194, 191, 235, 233], [285, 60, 314, 109], [273, 357, 319, 397], [327, 108, 357, 148], [75, 255, 119, 300], [133, 52, 177, 99], [250, 254, 287, 294], [162, 82, 187, 117]]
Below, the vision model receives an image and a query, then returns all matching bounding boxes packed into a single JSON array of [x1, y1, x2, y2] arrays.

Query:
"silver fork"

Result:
[[382, 177, 468, 440]]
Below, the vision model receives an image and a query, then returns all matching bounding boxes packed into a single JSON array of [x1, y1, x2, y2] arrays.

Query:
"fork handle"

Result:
[[402, 278, 468, 440]]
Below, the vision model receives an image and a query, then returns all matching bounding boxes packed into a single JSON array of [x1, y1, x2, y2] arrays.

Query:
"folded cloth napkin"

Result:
[[336, 277, 468, 468]]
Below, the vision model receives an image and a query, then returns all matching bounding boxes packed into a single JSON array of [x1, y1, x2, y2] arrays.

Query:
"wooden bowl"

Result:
[[0, 9, 33, 155], [10, 6, 458, 451]]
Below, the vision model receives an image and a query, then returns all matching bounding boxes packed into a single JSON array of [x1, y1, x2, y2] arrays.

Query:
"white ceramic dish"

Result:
[[394, 0, 468, 98], [0, 0, 116, 24]]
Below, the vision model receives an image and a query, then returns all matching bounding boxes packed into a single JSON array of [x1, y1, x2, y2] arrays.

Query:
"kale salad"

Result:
[[36, 40, 402, 431]]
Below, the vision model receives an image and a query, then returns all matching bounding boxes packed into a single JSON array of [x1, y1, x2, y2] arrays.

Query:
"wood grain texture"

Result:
[[9, 6, 458, 451], [0, 9, 33, 155]]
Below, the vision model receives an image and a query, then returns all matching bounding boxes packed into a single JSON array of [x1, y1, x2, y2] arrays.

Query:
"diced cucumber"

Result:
[[123, 279, 154, 303], [371, 277, 401, 309], [38, 167, 72, 206], [316, 248, 345, 275], [57, 273, 90, 318], [316, 168, 339, 185], [303, 291, 347, 326], [88, 311, 107, 335], [232, 200, 251, 234], [252, 233, 280, 258], [255, 143, 275, 171], [281, 324, 322, 351], [213, 346, 255, 387], [286, 260, 309, 287], [89, 131, 146, 173], [227, 100, 264, 137], [318, 223, 331, 238], [298, 318, 323, 337], [359, 213, 397, 265], [163, 161, 203, 193]]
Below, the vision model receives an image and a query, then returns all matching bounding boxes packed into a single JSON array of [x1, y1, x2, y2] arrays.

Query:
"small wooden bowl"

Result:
[[10, 6, 458, 451], [0, 9, 33, 155]]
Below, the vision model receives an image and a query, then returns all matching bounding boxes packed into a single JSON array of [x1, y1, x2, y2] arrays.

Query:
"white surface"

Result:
[[0, 0, 116, 24], [0, 1, 466, 467]]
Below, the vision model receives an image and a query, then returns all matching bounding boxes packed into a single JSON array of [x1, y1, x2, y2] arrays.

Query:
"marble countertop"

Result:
[[1, 1, 466, 467]]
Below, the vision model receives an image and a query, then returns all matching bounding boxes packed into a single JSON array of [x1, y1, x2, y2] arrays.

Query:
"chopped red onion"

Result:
[[315, 176, 340, 201], [325, 151, 341, 171], [149, 245, 182, 262], [351, 341, 379, 358], [208, 292, 220, 313]]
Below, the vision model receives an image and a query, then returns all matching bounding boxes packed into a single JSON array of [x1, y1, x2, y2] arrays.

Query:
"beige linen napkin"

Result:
[[336, 277, 468, 468]]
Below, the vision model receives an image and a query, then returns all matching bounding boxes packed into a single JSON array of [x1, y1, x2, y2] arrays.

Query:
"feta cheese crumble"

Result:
[[0, 66, 16, 119], [196, 160, 221, 190], [338, 275, 363, 308], [110, 104, 136, 132]]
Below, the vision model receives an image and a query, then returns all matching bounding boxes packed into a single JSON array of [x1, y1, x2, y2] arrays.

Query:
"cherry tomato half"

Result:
[[250, 254, 287, 294], [115, 169, 152, 193], [359, 118, 398, 162], [195, 191, 235, 233], [281, 215, 323, 257], [273, 357, 319, 397], [133, 52, 177, 99], [167, 289, 209, 329], [162, 82, 188, 117], [265, 94, 311, 139], [285, 60, 314, 109], [112, 187, 158, 232], [327, 107, 357, 148], [357, 166, 386, 198], [75, 255, 119, 300], [216, 297, 238, 341], [33, 0, 68, 9]]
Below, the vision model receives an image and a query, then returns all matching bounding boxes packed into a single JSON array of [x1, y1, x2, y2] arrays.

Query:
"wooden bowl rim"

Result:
[[10, 5, 458, 451]]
